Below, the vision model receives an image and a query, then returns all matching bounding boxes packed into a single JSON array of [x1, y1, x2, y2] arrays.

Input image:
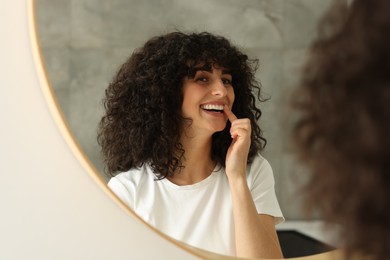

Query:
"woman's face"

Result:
[[181, 64, 235, 136]]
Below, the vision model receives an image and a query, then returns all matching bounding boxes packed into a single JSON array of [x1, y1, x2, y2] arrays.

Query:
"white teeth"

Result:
[[201, 104, 224, 111]]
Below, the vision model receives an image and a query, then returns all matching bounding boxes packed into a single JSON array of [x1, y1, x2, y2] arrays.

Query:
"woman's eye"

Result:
[[222, 78, 232, 85], [196, 77, 208, 83]]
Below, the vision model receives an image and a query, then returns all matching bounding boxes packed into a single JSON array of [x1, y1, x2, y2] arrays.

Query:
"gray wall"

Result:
[[35, 0, 331, 220]]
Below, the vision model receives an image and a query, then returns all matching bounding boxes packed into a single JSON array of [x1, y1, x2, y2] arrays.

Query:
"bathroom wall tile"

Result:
[[67, 48, 109, 175], [70, 0, 110, 48], [40, 47, 71, 117], [106, 0, 283, 50], [280, 48, 310, 153], [282, 0, 332, 48], [264, 152, 310, 221], [35, 0, 71, 48], [106, 0, 172, 48], [244, 48, 284, 159], [277, 152, 313, 220], [266, 151, 284, 199], [104, 48, 130, 77], [171, 0, 283, 49], [282, 48, 308, 91], [40, 47, 71, 91]]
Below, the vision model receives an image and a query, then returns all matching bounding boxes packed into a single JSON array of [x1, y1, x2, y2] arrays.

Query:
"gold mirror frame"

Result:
[[28, 0, 343, 259]]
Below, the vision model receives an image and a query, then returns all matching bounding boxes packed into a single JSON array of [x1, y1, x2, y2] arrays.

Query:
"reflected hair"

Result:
[[292, 0, 390, 259], [98, 31, 266, 179]]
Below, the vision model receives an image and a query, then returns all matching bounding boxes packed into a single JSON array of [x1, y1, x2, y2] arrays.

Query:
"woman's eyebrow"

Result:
[[193, 68, 231, 75], [193, 68, 211, 73], [222, 69, 232, 75], [187, 68, 210, 79], [193, 63, 213, 72], [187, 65, 231, 78]]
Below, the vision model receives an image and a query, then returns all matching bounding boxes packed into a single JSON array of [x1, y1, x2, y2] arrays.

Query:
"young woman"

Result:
[[293, 0, 390, 259], [98, 32, 284, 258]]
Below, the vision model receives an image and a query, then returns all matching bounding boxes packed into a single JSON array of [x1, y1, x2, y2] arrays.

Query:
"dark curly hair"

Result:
[[98, 31, 266, 179], [292, 0, 390, 259]]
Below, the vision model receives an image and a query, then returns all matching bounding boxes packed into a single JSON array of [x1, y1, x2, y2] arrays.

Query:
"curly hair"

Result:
[[292, 0, 390, 259], [98, 31, 266, 179]]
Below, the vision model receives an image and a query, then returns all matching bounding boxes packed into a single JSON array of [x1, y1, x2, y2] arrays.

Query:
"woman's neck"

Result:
[[168, 133, 215, 186]]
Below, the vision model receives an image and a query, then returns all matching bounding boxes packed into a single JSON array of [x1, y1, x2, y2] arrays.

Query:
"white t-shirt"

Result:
[[108, 154, 284, 256]]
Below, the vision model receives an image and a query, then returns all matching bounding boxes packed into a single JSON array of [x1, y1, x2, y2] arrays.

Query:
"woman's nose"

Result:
[[210, 80, 227, 97]]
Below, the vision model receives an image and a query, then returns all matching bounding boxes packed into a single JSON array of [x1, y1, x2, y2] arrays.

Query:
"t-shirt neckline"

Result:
[[160, 165, 222, 190]]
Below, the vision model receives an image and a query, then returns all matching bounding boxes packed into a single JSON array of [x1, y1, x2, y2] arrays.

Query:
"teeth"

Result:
[[201, 104, 224, 111]]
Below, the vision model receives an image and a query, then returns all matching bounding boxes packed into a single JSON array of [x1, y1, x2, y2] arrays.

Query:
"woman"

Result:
[[293, 0, 390, 259], [98, 31, 284, 258]]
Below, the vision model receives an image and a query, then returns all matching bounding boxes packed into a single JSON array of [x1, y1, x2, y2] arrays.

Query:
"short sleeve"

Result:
[[247, 155, 284, 225], [107, 175, 136, 210]]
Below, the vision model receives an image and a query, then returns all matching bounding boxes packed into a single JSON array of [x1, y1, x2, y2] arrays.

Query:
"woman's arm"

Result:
[[224, 106, 283, 259], [229, 176, 283, 258]]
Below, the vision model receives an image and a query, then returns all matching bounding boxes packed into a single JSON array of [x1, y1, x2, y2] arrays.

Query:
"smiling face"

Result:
[[181, 64, 235, 136]]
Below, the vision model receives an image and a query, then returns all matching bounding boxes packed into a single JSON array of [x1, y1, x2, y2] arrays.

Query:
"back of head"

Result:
[[293, 0, 390, 259]]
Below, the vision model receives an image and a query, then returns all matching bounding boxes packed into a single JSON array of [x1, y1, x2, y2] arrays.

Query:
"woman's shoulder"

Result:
[[246, 153, 274, 183], [109, 163, 155, 187], [107, 164, 155, 209], [248, 153, 271, 171]]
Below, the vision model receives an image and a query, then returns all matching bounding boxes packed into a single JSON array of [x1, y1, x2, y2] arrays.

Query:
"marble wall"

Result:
[[35, 0, 331, 220]]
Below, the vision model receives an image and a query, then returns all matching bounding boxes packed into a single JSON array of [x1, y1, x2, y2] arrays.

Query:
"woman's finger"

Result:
[[224, 105, 237, 122], [230, 119, 250, 129], [230, 127, 249, 138]]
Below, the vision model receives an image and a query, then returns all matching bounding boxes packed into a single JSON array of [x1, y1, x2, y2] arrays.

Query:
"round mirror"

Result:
[[34, 0, 339, 258]]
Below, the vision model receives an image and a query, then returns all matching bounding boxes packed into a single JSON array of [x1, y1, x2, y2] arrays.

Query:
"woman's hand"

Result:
[[224, 106, 283, 259], [224, 105, 251, 180]]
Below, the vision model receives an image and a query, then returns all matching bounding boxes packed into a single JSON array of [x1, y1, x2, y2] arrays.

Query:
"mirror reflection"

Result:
[[99, 31, 284, 258], [35, 0, 336, 258]]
